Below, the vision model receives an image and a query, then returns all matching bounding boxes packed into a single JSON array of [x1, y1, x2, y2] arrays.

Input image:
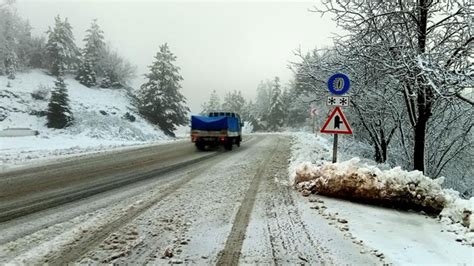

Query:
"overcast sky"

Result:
[[16, 0, 337, 113]]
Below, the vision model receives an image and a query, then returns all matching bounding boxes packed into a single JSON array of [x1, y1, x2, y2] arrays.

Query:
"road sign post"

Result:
[[310, 107, 317, 133], [321, 107, 352, 163], [321, 73, 352, 163]]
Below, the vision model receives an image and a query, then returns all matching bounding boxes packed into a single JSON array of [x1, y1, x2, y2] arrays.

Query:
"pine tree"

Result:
[[46, 15, 80, 76], [137, 43, 189, 137], [239, 100, 254, 123], [0, 61, 5, 76], [100, 70, 112, 88], [254, 80, 274, 129], [284, 85, 307, 128], [47, 69, 73, 128], [222, 90, 246, 115], [76, 19, 104, 87], [76, 53, 96, 87], [201, 90, 221, 114], [3, 12, 18, 79], [0, 2, 37, 76], [5, 50, 17, 79], [280, 87, 292, 126], [267, 76, 285, 131], [97, 46, 135, 89], [100, 70, 122, 88], [83, 19, 104, 71]]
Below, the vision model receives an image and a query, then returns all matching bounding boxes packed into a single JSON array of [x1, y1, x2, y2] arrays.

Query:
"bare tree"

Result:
[[314, 0, 473, 173], [291, 48, 402, 164]]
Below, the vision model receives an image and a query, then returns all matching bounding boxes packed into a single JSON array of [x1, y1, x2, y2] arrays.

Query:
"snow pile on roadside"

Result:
[[295, 158, 447, 214], [288, 132, 332, 184], [290, 132, 474, 244], [439, 194, 474, 244]]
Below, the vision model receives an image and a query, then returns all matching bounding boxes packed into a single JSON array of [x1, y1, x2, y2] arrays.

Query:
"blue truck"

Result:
[[191, 112, 243, 151]]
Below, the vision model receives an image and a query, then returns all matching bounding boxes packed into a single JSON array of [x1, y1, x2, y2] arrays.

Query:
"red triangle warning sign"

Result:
[[320, 107, 352, 134]]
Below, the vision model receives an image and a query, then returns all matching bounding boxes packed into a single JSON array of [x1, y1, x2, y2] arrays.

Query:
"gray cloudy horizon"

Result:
[[16, 0, 338, 113]]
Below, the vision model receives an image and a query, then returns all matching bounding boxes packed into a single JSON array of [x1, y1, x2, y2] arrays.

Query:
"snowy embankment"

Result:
[[0, 70, 170, 169], [289, 133, 474, 251]]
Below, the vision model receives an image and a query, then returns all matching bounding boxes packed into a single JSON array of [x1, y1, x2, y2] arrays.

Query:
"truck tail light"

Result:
[[220, 137, 225, 142]]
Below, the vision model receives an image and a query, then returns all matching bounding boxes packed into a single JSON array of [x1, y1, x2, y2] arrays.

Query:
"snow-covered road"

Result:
[[238, 138, 376, 265], [2, 133, 470, 265], [0, 134, 381, 264]]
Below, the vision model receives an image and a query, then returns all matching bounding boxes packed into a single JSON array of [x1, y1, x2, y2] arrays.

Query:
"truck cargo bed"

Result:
[[190, 113, 242, 151], [191, 116, 239, 133]]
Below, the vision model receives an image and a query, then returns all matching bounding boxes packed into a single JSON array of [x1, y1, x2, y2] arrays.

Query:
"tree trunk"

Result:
[[381, 139, 388, 163], [412, 0, 430, 173], [374, 139, 388, 164], [417, 0, 428, 53], [374, 145, 382, 163], [413, 114, 428, 172]]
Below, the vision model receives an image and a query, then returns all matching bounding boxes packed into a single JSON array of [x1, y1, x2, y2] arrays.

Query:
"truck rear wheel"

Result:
[[196, 142, 205, 151], [224, 142, 233, 151]]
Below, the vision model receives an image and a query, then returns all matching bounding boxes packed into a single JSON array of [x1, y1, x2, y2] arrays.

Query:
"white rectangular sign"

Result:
[[327, 96, 349, 107]]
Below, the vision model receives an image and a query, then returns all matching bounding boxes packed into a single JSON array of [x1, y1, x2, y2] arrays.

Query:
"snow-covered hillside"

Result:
[[0, 69, 170, 168]]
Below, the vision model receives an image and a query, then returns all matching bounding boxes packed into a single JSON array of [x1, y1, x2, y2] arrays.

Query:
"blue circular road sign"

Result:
[[327, 73, 350, 95]]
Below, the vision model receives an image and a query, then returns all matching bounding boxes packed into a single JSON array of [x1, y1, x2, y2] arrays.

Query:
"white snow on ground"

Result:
[[3, 196, 148, 264], [0, 69, 172, 169], [0, 135, 185, 172], [289, 132, 474, 264], [288, 132, 332, 184], [440, 195, 474, 244], [313, 195, 474, 265]]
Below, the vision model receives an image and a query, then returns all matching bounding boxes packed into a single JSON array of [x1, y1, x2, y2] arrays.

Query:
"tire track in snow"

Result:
[[110, 136, 268, 264], [39, 166, 207, 265], [263, 185, 333, 264], [34, 136, 264, 265], [0, 135, 256, 221], [1, 136, 264, 264], [238, 136, 334, 264], [216, 137, 281, 266], [0, 151, 216, 223]]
